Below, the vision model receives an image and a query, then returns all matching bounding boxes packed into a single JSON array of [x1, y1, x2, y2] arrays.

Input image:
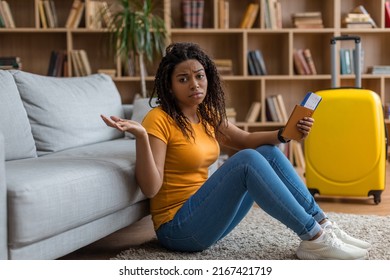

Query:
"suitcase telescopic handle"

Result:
[[330, 35, 361, 88]]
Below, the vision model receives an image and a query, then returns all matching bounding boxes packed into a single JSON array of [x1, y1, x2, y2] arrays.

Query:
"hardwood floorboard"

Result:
[[60, 164, 390, 260]]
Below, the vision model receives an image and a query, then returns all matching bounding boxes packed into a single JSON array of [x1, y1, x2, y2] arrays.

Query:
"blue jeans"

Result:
[[156, 145, 326, 252]]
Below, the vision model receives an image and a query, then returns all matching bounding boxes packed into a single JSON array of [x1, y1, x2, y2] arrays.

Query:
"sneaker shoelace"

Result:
[[327, 222, 348, 239], [322, 227, 344, 249]]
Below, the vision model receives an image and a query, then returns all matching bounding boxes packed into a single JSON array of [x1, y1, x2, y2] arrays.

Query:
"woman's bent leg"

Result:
[[156, 148, 321, 252], [255, 145, 326, 223]]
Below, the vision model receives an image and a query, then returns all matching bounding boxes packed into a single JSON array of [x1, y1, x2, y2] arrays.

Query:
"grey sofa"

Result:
[[0, 70, 149, 259]]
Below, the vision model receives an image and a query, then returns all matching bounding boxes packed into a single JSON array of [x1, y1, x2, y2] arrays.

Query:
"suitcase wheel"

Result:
[[368, 190, 382, 205]]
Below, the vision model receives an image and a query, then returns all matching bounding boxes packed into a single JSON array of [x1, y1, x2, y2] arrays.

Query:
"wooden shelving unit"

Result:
[[1, 0, 390, 130]]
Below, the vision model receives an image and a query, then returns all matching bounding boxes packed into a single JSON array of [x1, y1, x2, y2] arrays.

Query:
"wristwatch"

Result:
[[277, 128, 291, 143]]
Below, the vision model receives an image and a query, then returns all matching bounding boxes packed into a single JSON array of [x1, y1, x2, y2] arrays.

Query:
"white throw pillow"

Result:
[[12, 71, 125, 155]]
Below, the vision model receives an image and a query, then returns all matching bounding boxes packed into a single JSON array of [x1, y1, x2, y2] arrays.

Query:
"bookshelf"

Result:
[[1, 0, 390, 126]]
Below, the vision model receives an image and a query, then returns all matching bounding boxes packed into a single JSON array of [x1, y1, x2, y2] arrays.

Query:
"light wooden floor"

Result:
[[60, 164, 390, 260]]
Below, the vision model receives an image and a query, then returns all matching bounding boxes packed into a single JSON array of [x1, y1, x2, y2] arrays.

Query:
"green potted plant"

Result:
[[107, 0, 168, 98]]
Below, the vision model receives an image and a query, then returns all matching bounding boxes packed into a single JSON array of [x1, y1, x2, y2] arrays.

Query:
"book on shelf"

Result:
[[292, 11, 323, 29], [266, 94, 288, 123], [44, 0, 58, 28], [340, 48, 364, 74], [38, 0, 58, 28], [248, 51, 262, 75], [100, 1, 113, 27], [66, 0, 85, 28], [240, 3, 259, 29], [247, 50, 267, 75], [247, 52, 256, 76], [0, 56, 21, 70], [86, 0, 111, 29], [38, 1, 48, 28], [275, 94, 288, 123], [47, 50, 67, 77], [218, 0, 229, 29], [386, 1, 390, 28], [368, 65, 390, 75], [0, 3, 5, 27], [70, 49, 92, 77], [245, 102, 261, 123], [86, 0, 102, 29], [49, 0, 58, 27], [291, 141, 305, 169], [343, 13, 374, 28], [350, 5, 377, 28], [302, 48, 317, 75], [214, 59, 233, 75], [254, 49, 267, 75], [181, 0, 204, 28], [263, 0, 282, 29], [340, 48, 352, 75], [272, 96, 283, 123], [293, 49, 309, 75], [282, 92, 322, 141], [293, 48, 317, 75], [265, 96, 280, 122], [0, 1, 15, 28]]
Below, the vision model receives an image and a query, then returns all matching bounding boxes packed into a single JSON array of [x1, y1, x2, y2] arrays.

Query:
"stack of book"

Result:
[[239, 2, 259, 28], [247, 50, 267, 76], [368, 65, 390, 75], [343, 5, 376, 28], [292, 11, 323, 29], [0, 1, 15, 28], [214, 59, 233, 75], [0, 56, 21, 70], [38, 0, 58, 28], [181, 0, 204, 28], [293, 48, 317, 75]]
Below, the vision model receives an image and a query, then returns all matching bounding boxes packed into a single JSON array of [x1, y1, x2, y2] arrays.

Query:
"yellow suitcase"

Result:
[[304, 36, 386, 204]]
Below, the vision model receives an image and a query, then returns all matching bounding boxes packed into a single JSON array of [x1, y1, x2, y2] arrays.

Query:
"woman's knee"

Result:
[[233, 148, 263, 163], [256, 145, 282, 159]]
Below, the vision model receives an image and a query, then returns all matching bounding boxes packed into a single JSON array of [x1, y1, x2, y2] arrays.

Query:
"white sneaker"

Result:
[[326, 221, 371, 250], [296, 228, 369, 260]]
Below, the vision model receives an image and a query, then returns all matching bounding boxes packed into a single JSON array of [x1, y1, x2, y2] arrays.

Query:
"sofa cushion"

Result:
[[11, 71, 125, 155], [0, 70, 37, 160], [6, 138, 147, 247]]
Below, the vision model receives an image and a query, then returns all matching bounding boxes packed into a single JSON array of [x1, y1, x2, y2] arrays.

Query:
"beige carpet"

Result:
[[112, 206, 390, 260]]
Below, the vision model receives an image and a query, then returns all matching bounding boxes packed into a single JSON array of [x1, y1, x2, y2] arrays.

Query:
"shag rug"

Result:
[[112, 207, 390, 260]]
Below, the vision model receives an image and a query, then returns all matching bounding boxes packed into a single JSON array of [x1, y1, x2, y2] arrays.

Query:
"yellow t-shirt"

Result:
[[142, 107, 220, 230]]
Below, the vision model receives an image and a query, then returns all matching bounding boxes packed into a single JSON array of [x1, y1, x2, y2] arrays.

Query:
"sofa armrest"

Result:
[[122, 104, 134, 120], [0, 133, 7, 259]]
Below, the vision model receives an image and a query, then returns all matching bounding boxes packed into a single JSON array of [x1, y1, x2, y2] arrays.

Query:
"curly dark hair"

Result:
[[150, 42, 227, 140]]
